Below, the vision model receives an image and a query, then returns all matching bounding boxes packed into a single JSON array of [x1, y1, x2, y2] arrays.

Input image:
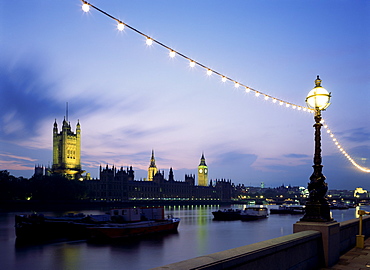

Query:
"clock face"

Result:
[[199, 169, 203, 173], [204, 169, 208, 174]]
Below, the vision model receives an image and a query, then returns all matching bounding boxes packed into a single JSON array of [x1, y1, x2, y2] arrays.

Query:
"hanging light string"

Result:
[[81, 0, 312, 112], [80, 1, 369, 173], [321, 119, 370, 173]]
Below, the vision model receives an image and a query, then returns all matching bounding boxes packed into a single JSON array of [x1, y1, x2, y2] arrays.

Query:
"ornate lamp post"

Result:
[[301, 76, 333, 222]]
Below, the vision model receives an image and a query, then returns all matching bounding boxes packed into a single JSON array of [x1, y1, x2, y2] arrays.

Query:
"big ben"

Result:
[[198, 153, 208, 186]]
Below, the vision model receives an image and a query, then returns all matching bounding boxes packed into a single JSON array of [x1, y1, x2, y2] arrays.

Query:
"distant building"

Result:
[[51, 118, 85, 179], [354, 187, 368, 198], [198, 153, 208, 186], [85, 165, 234, 202]]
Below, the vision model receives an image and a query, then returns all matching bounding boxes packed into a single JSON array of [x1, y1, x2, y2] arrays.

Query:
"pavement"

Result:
[[321, 237, 370, 270]]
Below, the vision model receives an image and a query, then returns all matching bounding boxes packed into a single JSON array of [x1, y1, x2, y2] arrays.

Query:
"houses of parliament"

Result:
[[38, 118, 235, 202]]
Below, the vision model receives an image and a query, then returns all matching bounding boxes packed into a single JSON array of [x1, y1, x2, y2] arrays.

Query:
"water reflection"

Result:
[[2, 204, 370, 270]]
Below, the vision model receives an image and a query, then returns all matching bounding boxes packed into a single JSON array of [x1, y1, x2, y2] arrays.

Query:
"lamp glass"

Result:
[[306, 87, 330, 110]]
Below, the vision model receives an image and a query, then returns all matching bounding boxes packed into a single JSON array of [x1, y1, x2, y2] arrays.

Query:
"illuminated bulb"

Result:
[[264, 95, 269, 100], [117, 23, 125, 31], [303, 108, 307, 111], [82, 3, 90, 12], [335, 142, 339, 145], [221, 76, 227, 82], [330, 134, 334, 137], [146, 38, 153, 45], [255, 92, 260, 97], [189, 61, 195, 68], [169, 51, 176, 58], [324, 125, 328, 128], [279, 101, 283, 106], [234, 82, 240, 88], [272, 99, 277, 103], [297, 107, 301, 110], [326, 129, 330, 133], [286, 104, 290, 108], [245, 87, 251, 93], [207, 69, 212, 76], [292, 105, 296, 109]]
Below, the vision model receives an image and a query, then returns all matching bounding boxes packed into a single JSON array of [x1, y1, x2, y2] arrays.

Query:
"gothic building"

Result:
[[51, 118, 85, 179], [85, 165, 234, 202], [48, 117, 235, 201]]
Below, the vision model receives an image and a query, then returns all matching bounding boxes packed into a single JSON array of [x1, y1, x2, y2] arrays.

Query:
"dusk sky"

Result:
[[1, 0, 369, 190]]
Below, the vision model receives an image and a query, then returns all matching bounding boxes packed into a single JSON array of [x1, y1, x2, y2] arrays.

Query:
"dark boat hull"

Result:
[[87, 219, 180, 240], [212, 210, 241, 220]]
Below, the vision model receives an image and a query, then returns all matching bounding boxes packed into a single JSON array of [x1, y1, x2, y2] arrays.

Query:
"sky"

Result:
[[0, 0, 369, 190]]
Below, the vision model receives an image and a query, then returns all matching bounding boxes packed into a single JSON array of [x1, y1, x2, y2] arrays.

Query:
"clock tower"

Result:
[[198, 153, 208, 186]]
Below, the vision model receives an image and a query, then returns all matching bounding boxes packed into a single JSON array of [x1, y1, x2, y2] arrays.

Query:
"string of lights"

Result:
[[80, 0, 369, 173], [321, 119, 370, 173]]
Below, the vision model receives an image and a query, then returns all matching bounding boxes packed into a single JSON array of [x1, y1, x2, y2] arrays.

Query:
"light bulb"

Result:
[[189, 61, 195, 68], [207, 69, 212, 76], [272, 99, 277, 103], [221, 76, 227, 82], [279, 101, 283, 106], [245, 87, 251, 93], [82, 3, 90, 12], [117, 23, 125, 31], [146, 38, 153, 46], [264, 95, 269, 100], [234, 82, 240, 88], [169, 51, 176, 58], [286, 104, 290, 108], [255, 92, 260, 97]]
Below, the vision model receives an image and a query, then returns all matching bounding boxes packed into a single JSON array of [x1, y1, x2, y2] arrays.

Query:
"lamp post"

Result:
[[301, 75, 333, 222]]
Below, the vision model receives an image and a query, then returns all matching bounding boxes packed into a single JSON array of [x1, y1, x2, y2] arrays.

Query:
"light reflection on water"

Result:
[[1, 204, 369, 270]]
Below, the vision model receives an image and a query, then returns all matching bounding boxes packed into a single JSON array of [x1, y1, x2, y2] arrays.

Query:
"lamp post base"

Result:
[[300, 201, 333, 222]]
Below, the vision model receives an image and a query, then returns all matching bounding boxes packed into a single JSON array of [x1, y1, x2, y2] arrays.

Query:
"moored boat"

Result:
[[240, 206, 268, 221], [212, 209, 241, 220], [86, 218, 180, 241], [15, 206, 179, 243]]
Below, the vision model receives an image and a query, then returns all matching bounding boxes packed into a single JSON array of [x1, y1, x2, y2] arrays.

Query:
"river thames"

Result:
[[1, 204, 368, 270]]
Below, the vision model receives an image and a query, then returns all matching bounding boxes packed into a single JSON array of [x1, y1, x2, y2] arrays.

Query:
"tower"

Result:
[[147, 150, 157, 181], [198, 153, 208, 186], [51, 118, 84, 179]]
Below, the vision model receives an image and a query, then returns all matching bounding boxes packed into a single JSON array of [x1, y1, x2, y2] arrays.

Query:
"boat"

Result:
[[14, 212, 100, 242], [212, 209, 241, 220], [270, 205, 305, 215], [240, 206, 268, 221], [86, 217, 180, 241], [15, 206, 179, 242]]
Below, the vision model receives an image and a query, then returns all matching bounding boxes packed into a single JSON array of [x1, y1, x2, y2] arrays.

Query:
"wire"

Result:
[[80, 0, 369, 173]]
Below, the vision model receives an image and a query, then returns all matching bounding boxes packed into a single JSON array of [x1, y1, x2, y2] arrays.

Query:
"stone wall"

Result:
[[152, 215, 370, 270], [339, 215, 370, 254], [151, 230, 323, 270]]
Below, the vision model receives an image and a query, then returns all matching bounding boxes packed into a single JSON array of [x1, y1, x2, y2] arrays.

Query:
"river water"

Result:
[[1, 204, 368, 270]]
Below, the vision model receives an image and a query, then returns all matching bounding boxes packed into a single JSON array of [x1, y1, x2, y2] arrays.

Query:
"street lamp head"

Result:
[[305, 75, 331, 112]]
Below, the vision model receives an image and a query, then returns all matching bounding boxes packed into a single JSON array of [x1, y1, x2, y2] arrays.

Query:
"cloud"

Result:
[[283, 153, 311, 159], [0, 56, 64, 143], [0, 152, 37, 162], [336, 128, 370, 143]]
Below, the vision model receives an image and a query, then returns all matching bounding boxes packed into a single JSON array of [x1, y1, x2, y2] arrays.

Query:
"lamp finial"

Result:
[[315, 75, 322, 87]]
